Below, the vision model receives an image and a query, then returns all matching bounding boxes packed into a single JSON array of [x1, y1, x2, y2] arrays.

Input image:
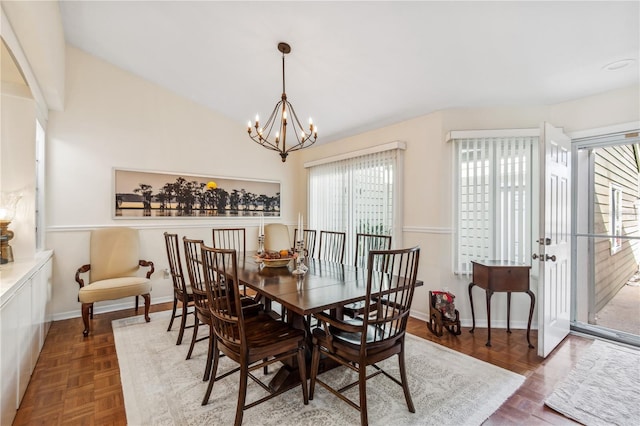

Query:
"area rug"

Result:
[[113, 311, 525, 426], [545, 339, 640, 426]]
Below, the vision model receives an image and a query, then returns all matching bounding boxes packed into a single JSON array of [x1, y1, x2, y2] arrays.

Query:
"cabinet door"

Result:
[[17, 279, 33, 405], [31, 266, 45, 370], [1, 293, 19, 425], [43, 259, 53, 337]]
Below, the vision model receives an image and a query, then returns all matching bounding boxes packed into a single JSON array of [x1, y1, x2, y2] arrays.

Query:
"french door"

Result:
[[536, 123, 572, 358]]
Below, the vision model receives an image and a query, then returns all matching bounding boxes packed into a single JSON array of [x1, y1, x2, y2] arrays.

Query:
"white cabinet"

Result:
[[0, 251, 53, 425], [0, 286, 20, 426]]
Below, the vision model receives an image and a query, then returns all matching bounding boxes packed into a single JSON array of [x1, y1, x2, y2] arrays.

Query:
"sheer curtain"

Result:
[[307, 146, 403, 265]]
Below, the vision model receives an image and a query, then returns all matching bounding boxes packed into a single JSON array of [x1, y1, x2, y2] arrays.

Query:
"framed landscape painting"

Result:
[[113, 168, 281, 218]]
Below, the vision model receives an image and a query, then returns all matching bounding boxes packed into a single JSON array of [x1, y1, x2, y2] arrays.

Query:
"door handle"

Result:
[[532, 253, 541, 260], [545, 254, 556, 262]]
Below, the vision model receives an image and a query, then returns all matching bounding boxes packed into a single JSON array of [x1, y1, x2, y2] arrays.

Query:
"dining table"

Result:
[[234, 251, 423, 391]]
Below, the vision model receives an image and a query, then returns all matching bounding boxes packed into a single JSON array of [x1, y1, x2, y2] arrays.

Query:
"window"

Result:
[[306, 143, 404, 264], [610, 184, 623, 254], [454, 135, 536, 275]]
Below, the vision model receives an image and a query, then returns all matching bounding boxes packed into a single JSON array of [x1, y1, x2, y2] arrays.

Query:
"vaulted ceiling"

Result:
[[59, 1, 639, 144]]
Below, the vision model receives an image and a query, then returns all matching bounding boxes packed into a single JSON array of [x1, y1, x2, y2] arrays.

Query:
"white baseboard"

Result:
[[52, 295, 174, 321]]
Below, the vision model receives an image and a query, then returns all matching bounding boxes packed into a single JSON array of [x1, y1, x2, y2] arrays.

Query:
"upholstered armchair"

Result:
[[76, 227, 154, 336]]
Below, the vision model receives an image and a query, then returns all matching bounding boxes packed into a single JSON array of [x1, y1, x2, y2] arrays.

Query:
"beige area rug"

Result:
[[545, 339, 640, 425], [113, 311, 525, 426]]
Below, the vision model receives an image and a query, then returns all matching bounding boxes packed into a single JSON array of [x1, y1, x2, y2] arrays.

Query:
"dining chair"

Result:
[[183, 237, 216, 381], [354, 233, 392, 268], [212, 228, 246, 254], [264, 223, 291, 252], [317, 230, 346, 263], [293, 228, 317, 258], [163, 232, 195, 345], [212, 227, 248, 296], [183, 237, 263, 381], [343, 233, 393, 318], [309, 246, 421, 426], [199, 244, 308, 425]]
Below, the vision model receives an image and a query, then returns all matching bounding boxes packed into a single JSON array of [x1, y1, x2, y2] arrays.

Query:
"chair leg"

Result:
[[186, 318, 199, 360], [202, 342, 221, 405], [142, 294, 151, 322], [135, 295, 139, 311], [358, 363, 369, 426], [176, 299, 188, 345], [309, 341, 320, 400], [234, 363, 249, 426], [398, 348, 415, 413], [168, 296, 178, 332], [203, 325, 214, 381], [81, 303, 91, 337]]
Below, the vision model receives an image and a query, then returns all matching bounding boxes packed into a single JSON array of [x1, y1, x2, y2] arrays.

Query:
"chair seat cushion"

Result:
[[79, 277, 151, 303], [326, 318, 384, 345]]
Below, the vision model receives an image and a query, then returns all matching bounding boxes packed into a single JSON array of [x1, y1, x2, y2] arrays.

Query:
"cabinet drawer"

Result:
[[488, 267, 529, 292]]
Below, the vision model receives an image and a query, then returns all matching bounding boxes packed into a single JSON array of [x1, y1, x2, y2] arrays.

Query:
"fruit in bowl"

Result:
[[258, 250, 294, 260]]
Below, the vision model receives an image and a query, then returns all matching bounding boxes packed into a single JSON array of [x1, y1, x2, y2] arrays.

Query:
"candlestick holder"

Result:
[[257, 234, 265, 256], [292, 239, 307, 275]]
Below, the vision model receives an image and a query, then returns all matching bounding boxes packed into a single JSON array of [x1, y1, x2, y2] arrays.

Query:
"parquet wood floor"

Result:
[[13, 302, 591, 425]]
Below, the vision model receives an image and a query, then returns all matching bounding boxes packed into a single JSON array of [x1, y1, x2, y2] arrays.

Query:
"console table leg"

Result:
[[506, 292, 512, 334], [468, 282, 476, 333], [485, 290, 493, 347], [526, 290, 536, 349]]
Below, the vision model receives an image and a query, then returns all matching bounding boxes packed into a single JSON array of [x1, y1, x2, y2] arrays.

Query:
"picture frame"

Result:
[[113, 168, 281, 219]]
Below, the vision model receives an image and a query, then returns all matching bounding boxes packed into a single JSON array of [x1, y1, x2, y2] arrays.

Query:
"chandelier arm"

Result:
[[282, 100, 316, 154]]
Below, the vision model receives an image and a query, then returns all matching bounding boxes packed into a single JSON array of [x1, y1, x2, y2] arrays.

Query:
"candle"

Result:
[[297, 213, 303, 242], [259, 213, 264, 236]]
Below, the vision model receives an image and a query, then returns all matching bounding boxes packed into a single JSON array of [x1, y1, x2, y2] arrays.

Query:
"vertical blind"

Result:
[[455, 136, 536, 275], [308, 149, 400, 265]]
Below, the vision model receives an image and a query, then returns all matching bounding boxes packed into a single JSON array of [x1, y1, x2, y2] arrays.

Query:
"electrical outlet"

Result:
[[163, 268, 170, 279]]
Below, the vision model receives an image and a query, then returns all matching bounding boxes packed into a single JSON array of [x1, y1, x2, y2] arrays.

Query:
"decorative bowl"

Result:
[[261, 257, 293, 268]]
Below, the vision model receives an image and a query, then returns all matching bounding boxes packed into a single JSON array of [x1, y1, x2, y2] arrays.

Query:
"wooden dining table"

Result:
[[234, 252, 423, 391]]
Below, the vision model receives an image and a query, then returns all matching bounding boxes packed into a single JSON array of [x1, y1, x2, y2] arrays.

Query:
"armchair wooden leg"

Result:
[[142, 293, 151, 322], [135, 295, 139, 312], [82, 303, 91, 337]]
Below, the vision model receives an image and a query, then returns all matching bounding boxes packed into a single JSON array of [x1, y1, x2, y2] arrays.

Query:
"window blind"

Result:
[[308, 149, 401, 265], [455, 136, 536, 275]]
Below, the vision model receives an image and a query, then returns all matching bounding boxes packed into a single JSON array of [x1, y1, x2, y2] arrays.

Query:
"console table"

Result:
[[468, 260, 535, 348]]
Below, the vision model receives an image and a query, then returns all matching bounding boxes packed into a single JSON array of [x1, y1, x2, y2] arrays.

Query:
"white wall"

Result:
[[1, 93, 36, 261], [46, 47, 300, 320]]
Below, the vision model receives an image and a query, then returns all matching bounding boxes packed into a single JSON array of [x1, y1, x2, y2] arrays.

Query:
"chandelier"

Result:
[[248, 42, 317, 162]]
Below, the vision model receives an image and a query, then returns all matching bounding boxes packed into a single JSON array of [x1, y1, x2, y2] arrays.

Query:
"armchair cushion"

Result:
[[78, 277, 151, 304]]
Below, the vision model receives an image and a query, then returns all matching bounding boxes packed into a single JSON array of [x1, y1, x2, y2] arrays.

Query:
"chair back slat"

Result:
[[183, 237, 208, 314], [293, 229, 317, 258], [318, 230, 346, 263], [200, 245, 244, 347], [354, 233, 392, 268], [362, 247, 420, 345], [164, 232, 187, 294], [212, 228, 246, 254]]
